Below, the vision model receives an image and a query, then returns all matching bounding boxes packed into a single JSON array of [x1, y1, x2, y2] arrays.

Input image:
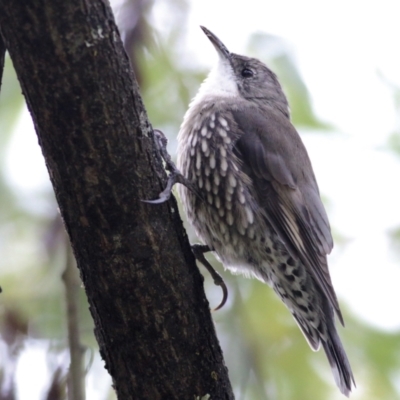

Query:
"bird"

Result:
[[175, 26, 355, 396]]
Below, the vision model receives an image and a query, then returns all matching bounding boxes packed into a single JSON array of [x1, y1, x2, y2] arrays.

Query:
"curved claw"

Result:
[[212, 275, 228, 311], [191, 244, 229, 311], [141, 198, 168, 204], [142, 165, 176, 204], [141, 191, 171, 204]]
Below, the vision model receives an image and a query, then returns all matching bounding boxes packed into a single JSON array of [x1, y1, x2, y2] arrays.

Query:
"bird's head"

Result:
[[197, 26, 289, 117]]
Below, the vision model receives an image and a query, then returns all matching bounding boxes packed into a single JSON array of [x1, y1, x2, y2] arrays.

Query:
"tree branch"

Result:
[[0, 1, 233, 399]]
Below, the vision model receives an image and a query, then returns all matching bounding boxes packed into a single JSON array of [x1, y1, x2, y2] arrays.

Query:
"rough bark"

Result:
[[0, 1, 233, 399]]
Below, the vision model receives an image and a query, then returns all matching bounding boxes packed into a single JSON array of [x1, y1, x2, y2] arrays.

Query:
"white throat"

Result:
[[191, 58, 238, 106]]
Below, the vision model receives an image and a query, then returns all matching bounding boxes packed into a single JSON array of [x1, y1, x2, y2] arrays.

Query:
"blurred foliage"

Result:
[[384, 78, 400, 260], [1, 1, 400, 399], [386, 84, 400, 158]]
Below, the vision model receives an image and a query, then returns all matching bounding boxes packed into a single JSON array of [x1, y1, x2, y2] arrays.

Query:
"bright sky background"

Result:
[[5, 0, 400, 356]]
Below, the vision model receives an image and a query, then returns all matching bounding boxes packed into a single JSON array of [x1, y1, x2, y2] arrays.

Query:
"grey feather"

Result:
[[231, 106, 343, 323]]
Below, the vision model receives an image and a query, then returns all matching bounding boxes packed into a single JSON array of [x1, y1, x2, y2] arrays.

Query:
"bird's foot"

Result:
[[192, 244, 228, 311], [142, 129, 195, 204]]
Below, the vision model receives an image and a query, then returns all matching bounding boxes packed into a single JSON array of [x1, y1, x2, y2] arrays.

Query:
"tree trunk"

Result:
[[0, 1, 234, 399]]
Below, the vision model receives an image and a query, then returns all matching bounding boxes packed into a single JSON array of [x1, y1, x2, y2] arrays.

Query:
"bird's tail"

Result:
[[322, 322, 355, 397], [293, 301, 355, 396]]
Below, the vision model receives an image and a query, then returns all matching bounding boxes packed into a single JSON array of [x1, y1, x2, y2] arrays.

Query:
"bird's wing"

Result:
[[231, 106, 343, 324]]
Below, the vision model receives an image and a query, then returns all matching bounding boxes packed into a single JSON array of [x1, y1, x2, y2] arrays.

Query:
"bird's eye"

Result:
[[241, 68, 254, 78]]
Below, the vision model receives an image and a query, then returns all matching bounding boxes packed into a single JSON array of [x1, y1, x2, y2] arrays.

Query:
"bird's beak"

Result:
[[200, 26, 230, 60]]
